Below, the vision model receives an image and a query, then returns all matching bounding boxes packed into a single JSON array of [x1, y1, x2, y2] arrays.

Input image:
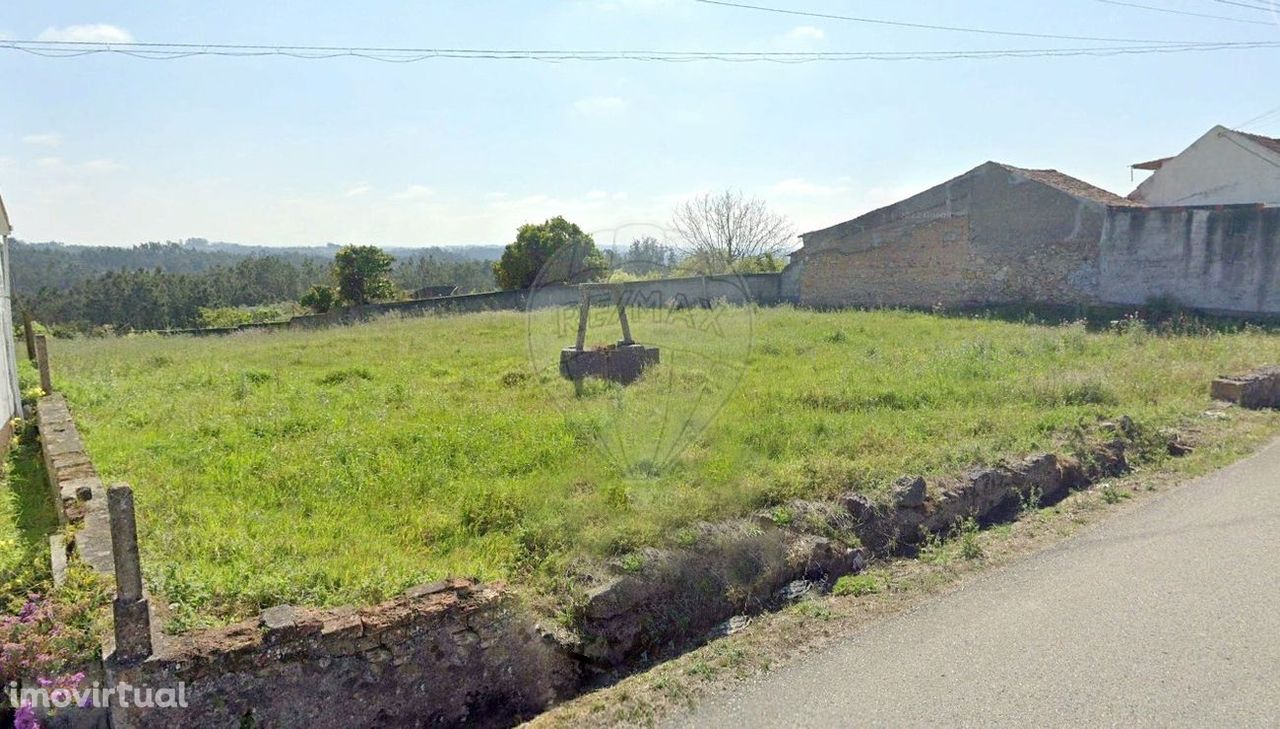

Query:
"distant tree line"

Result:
[[15, 242, 498, 333]]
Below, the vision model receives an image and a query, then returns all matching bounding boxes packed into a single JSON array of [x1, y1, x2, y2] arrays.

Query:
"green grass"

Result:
[[0, 419, 60, 611], [43, 306, 1280, 626]]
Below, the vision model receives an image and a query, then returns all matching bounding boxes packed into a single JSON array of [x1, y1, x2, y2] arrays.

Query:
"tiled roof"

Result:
[[1237, 130, 1280, 157], [997, 163, 1144, 207], [1130, 156, 1172, 171]]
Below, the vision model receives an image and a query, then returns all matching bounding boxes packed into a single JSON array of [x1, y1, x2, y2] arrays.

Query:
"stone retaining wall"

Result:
[[576, 517, 865, 668], [34, 393, 113, 575], [570, 435, 1136, 671], [108, 579, 578, 729]]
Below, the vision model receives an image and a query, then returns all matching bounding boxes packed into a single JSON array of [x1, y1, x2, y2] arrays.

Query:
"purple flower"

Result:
[[13, 702, 40, 729]]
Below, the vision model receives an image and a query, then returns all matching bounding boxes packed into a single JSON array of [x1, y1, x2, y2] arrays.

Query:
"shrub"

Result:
[[300, 285, 338, 314], [832, 573, 882, 597], [317, 367, 374, 386]]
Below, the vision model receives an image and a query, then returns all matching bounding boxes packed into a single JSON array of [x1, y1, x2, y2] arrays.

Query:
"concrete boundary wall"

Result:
[[168, 272, 793, 337], [1100, 204, 1280, 315]]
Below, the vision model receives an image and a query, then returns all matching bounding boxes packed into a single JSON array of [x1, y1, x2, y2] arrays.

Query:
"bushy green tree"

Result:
[[333, 245, 397, 305], [493, 216, 606, 289], [300, 285, 338, 313]]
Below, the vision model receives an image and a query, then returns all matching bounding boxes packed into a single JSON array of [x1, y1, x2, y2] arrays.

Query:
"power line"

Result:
[[691, 0, 1232, 44], [1237, 102, 1280, 128], [1093, 0, 1276, 25], [4, 38, 1280, 64], [1211, 0, 1279, 12]]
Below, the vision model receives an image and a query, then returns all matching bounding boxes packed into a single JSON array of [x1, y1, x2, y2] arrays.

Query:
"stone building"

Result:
[[1129, 125, 1280, 206], [792, 161, 1139, 308]]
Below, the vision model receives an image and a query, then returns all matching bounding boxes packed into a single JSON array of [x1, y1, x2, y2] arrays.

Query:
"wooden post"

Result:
[[575, 287, 591, 351], [615, 285, 633, 345], [21, 313, 35, 362], [34, 334, 52, 393], [108, 484, 153, 662]]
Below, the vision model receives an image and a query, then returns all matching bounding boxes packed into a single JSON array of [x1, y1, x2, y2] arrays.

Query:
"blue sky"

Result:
[[2, 0, 1278, 246]]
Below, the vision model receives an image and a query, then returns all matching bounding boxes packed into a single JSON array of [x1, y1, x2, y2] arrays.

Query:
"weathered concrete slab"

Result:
[[1210, 366, 1280, 409]]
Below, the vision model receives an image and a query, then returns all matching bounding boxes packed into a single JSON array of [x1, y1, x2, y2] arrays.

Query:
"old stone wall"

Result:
[[798, 162, 1108, 308], [108, 580, 579, 729], [1100, 205, 1280, 314], [801, 217, 973, 307]]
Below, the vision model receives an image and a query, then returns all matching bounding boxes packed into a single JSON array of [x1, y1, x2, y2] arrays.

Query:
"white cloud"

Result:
[[344, 184, 372, 197], [390, 184, 434, 201], [83, 159, 124, 172], [586, 190, 609, 200], [770, 178, 849, 197], [35, 157, 63, 169], [782, 25, 825, 43], [22, 132, 61, 147], [37, 24, 134, 43], [572, 96, 629, 117]]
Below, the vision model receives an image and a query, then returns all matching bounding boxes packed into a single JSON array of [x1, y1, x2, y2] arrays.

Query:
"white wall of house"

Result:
[[0, 194, 22, 420], [1130, 126, 1280, 206]]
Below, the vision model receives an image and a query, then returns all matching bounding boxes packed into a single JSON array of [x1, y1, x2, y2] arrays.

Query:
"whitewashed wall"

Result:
[[0, 236, 21, 420], [1131, 126, 1280, 206]]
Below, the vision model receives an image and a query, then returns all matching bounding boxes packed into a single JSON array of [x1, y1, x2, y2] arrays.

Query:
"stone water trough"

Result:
[[560, 283, 659, 386]]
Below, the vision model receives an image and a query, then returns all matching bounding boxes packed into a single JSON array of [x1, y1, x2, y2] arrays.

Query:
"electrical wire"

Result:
[[691, 0, 1235, 44], [1093, 0, 1276, 25], [4, 38, 1280, 64], [1211, 0, 1279, 13], [1237, 102, 1280, 128]]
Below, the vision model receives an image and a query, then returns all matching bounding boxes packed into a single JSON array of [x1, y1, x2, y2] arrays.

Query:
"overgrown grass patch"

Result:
[[44, 307, 1280, 624]]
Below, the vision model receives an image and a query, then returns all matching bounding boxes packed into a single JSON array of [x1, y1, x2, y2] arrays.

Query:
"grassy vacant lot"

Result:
[[46, 306, 1280, 627]]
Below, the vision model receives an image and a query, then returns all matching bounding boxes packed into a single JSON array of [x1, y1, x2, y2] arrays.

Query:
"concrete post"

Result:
[[22, 313, 35, 362], [574, 288, 591, 351], [615, 285, 633, 345], [108, 483, 152, 663], [34, 334, 52, 393]]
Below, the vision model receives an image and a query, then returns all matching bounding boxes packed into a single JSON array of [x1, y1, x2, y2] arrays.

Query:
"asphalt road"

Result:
[[677, 440, 1280, 728]]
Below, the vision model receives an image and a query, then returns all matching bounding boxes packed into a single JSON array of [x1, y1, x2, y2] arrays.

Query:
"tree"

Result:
[[300, 285, 338, 313], [619, 236, 679, 276], [333, 245, 397, 305], [671, 190, 794, 274], [493, 216, 607, 289]]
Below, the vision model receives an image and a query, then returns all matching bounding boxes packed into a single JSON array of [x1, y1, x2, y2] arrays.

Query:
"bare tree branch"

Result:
[[670, 190, 794, 274]]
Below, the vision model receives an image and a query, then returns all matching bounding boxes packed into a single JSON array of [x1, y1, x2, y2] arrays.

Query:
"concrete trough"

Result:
[[560, 342, 660, 385]]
